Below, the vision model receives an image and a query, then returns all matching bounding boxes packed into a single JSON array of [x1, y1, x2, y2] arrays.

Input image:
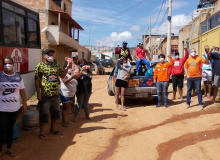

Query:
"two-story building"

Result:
[[17, 0, 89, 67], [178, 0, 220, 57]]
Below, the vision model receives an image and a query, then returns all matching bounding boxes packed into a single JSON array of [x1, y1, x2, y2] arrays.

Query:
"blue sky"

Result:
[[71, 0, 199, 47]]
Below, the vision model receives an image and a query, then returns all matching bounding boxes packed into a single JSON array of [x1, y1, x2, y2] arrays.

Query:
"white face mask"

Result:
[[46, 56, 54, 62], [191, 52, 196, 57], [4, 64, 13, 71], [123, 63, 128, 67], [175, 56, 179, 59], [159, 58, 165, 62], [68, 68, 72, 74]]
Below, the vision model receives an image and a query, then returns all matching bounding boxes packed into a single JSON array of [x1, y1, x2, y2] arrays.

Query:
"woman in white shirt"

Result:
[[0, 57, 27, 159], [59, 60, 80, 127]]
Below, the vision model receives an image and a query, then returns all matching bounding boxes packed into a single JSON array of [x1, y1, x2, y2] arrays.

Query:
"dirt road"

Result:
[[2, 75, 220, 160]]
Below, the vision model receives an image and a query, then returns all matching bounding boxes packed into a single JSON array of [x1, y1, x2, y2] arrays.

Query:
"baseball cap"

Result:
[[44, 49, 54, 55], [72, 54, 78, 58]]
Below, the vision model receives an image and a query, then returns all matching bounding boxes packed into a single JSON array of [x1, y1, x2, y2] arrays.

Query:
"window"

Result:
[[2, 9, 26, 45], [64, 3, 67, 12], [28, 13, 38, 47], [2, 1, 25, 16], [52, 0, 62, 8], [201, 20, 208, 34], [211, 12, 220, 29]]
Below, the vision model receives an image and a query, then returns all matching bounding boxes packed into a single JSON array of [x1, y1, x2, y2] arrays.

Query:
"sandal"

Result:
[[62, 123, 69, 128], [5, 151, 17, 157], [122, 108, 126, 111], [39, 134, 47, 140], [86, 116, 92, 120], [50, 130, 63, 135]]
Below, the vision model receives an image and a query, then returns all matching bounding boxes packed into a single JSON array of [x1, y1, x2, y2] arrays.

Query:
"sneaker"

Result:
[[180, 97, 184, 101], [185, 105, 190, 109], [156, 104, 161, 108], [199, 105, 203, 111], [164, 104, 168, 108]]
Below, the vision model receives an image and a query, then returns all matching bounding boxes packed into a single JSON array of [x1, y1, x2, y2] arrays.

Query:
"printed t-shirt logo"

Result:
[[174, 61, 180, 66], [189, 60, 197, 66], [47, 74, 58, 82], [3, 88, 16, 96]]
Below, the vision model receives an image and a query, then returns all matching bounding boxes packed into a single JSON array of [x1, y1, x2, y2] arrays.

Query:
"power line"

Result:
[[152, 0, 166, 29]]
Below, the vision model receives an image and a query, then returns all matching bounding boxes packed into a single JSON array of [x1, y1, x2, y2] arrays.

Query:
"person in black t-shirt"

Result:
[[209, 46, 220, 103], [73, 59, 98, 122]]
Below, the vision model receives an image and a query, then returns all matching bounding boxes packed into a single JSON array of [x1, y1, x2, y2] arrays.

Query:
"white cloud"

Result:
[[95, 31, 133, 47], [151, 14, 191, 35], [130, 25, 141, 31]]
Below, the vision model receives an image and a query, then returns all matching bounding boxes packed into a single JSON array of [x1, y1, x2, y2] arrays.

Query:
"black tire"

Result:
[[108, 86, 114, 96], [152, 97, 158, 103]]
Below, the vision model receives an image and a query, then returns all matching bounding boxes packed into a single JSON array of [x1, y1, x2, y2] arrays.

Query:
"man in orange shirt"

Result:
[[154, 54, 174, 108], [184, 48, 209, 110]]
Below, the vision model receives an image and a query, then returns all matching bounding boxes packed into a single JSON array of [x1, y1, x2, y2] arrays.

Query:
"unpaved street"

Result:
[[2, 74, 220, 160]]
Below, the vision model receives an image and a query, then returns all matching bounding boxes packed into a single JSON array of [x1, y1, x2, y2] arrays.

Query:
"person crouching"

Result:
[[115, 57, 131, 111]]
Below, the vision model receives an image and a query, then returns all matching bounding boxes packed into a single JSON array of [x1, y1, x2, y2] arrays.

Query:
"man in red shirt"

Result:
[[135, 43, 150, 74], [170, 48, 189, 100], [115, 44, 121, 59]]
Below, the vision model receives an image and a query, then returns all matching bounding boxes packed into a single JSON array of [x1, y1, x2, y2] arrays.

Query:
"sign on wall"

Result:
[[0, 47, 28, 73]]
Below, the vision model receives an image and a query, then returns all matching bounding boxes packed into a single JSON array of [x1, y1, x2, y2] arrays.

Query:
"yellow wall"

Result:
[[200, 26, 220, 52]]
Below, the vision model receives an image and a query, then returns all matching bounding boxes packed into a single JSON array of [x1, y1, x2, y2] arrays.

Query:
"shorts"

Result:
[[202, 70, 212, 82], [39, 95, 60, 123], [213, 74, 220, 87], [60, 94, 74, 103], [115, 79, 128, 88], [172, 75, 184, 89]]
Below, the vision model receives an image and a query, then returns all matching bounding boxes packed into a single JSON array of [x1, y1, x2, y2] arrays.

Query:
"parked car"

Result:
[[107, 62, 158, 103], [89, 61, 105, 75], [100, 59, 114, 68]]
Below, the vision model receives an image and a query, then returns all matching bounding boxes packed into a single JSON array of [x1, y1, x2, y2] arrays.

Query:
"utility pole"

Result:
[[166, 0, 172, 56], [149, 15, 151, 54]]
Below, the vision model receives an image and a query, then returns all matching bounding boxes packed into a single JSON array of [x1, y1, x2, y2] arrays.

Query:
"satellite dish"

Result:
[[41, 26, 48, 33]]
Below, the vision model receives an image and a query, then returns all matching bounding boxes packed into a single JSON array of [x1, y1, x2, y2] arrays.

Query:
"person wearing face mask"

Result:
[[135, 42, 151, 75], [153, 54, 174, 108], [201, 45, 213, 99], [115, 57, 131, 111], [73, 59, 98, 122], [170, 49, 189, 100], [208, 46, 220, 104], [184, 48, 209, 110], [68, 54, 80, 114], [35, 49, 71, 140], [114, 41, 132, 73], [0, 57, 27, 158], [59, 59, 80, 127]]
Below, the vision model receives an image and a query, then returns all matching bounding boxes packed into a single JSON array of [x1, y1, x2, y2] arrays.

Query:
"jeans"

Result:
[[136, 58, 151, 73], [75, 93, 91, 117], [157, 81, 169, 106], [0, 111, 19, 152], [187, 77, 202, 105], [114, 61, 131, 73]]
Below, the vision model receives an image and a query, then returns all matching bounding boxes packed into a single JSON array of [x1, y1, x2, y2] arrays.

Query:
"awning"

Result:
[[49, 9, 84, 30]]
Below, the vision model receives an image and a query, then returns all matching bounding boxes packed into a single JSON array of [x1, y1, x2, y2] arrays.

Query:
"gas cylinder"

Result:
[[22, 105, 39, 130]]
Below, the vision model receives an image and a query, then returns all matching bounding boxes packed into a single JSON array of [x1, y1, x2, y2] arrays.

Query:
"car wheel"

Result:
[[108, 85, 114, 96], [152, 97, 158, 103]]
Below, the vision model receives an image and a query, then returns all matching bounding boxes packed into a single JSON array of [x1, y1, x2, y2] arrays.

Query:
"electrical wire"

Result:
[[152, 0, 166, 29]]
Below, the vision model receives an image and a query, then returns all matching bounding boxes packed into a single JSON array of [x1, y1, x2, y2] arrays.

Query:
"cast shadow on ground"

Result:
[[1, 102, 124, 160]]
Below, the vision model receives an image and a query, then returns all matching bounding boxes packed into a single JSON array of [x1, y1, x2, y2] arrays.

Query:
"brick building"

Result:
[[17, 0, 89, 67]]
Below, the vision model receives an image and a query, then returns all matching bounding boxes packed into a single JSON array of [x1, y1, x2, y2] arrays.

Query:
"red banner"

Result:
[[0, 47, 28, 73]]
